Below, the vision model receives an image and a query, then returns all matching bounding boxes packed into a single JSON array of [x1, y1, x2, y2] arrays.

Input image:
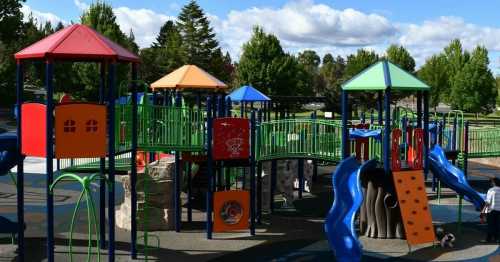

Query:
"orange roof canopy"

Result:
[[151, 65, 227, 90]]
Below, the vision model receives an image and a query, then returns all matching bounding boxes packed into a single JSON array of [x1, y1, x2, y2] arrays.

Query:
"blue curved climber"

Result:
[[429, 145, 485, 210], [0, 133, 25, 237], [325, 157, 377, 262]]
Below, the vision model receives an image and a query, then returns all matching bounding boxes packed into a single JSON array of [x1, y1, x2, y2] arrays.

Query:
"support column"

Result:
[[174, 90, 182, 232], [250, 111, 256, 235], [15, 61, 24, 262], [341, 91, 349, 159], [206, 97, 213, 239], [377, 90, 383, 125], [423, 91, 430, 180], [383, 88, 392, 173], [45, 60, 55, 262], [417, 91, 422, 128], [98, 62, 106, 250], [130, 63, 138, 258], [107, 62, 117, 262]]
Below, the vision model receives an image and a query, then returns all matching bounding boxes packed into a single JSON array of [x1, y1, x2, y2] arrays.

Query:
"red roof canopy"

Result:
[[14, 24, 140, 63]]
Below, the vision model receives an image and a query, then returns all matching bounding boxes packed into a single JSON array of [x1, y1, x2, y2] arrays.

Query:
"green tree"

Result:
[[449, 46, 497, 114], [76, 0, 138, 100], [344, 49, 379, 109], [496, 77, 500, 106], [236, 26, 310, 97], [176, 0, 230, 82], [0, 0, 25, 46], [417, 54, 448, 109], [386, 44, 415, 73], [297, 50, 321, 95], [320, 54, 345, 111], [140, 20, 186, 83], [442, 39, 469, 102]]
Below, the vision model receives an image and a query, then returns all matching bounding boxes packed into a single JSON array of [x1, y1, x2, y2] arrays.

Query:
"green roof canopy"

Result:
[[342, 60, 430, 91]]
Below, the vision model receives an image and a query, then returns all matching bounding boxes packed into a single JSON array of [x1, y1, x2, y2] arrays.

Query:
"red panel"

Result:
[[213, 118, 250, 161], [21, 103, 47, 157], [392, 129, 402, 171]]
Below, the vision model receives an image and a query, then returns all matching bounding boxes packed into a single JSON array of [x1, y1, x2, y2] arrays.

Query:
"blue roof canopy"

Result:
[[228, 85, 271, 102]]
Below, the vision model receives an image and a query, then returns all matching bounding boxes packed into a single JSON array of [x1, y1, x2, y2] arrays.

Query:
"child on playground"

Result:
[[481, 177, 500, 244]]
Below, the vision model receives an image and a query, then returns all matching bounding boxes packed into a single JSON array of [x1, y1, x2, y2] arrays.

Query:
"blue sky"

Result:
[[22, 0, 500, 72]]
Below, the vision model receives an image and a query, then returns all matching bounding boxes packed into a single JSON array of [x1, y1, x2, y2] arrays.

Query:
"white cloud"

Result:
[[397, 16, 500, 67], [211, 0, 397, 58], [21, 4, 66, 26], [113, 7, 174, 48], [74, 0, 89, 11]]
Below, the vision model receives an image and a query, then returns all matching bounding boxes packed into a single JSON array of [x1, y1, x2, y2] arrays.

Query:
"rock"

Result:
[[116, 156, 176, 231]]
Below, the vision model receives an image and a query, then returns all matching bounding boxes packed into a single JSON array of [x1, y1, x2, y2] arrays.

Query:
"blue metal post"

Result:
[[107, 62, 117, 262], [341, 91, 349, 159], [206, 97, 213, 239], [423, 91, 430, 180], [130, 63, 138, 258], [256, 109, 262, 223], [417, 91, 422, 128], [250, 111, 256, 235], [464, 121, 469, 178], [45, 60, 55, 262], [15, 61, 24, 262], [298, 159, 304, 199], [312, 111, 318, 182], [377, 90, 383, 125], [383, 88, 391, 173], [175, 90, 182, 232], [98, 62, 106, 250], [216, 95, 223, 190]]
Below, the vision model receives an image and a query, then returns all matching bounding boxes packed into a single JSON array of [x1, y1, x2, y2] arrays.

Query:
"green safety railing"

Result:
[[115, 104, 133, 151], [257, 119, 342, 162], [58, 153, 132, 173], [467, 127, 500, 158], [138, 104, 205, 152]]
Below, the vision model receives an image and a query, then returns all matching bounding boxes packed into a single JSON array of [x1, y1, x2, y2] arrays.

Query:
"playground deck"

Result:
[[0, 159, 498, 261]]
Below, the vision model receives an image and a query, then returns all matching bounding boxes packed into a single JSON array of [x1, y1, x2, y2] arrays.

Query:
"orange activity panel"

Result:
[[55, 103, 107, 158], [21, 103, 47, 157], [213, 190, 250, 233], [392, 170, 436, 246]]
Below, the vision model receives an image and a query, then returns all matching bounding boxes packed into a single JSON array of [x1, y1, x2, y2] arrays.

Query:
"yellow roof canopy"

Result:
[[150, 64, 228, 90]]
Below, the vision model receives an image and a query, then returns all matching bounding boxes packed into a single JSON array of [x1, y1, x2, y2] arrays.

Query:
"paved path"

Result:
[[0, 161, 498, 261]]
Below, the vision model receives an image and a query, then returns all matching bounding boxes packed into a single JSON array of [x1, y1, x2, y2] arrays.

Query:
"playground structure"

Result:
[[4, 24, 500, 262]]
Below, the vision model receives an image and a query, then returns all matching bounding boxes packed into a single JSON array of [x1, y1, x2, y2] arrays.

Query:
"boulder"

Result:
[[116, 156, 176, 231]]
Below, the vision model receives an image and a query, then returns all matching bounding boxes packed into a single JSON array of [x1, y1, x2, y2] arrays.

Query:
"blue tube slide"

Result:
[[429, 145, 485, 210], [0, 133, 25, 234], [325, 157, 377, 262]]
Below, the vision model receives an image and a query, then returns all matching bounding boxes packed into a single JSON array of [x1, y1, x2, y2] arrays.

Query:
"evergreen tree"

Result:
[[0, 0, 25, 46], [176, 0, 229, 82], [55, 21, 64, 31], [140, 20, 185, 83], [76, 0, 139, 100], [236, 26, 309, 97]]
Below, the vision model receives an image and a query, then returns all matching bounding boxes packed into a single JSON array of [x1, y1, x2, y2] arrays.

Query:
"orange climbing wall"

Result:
[[393, 170, 436, 246]]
